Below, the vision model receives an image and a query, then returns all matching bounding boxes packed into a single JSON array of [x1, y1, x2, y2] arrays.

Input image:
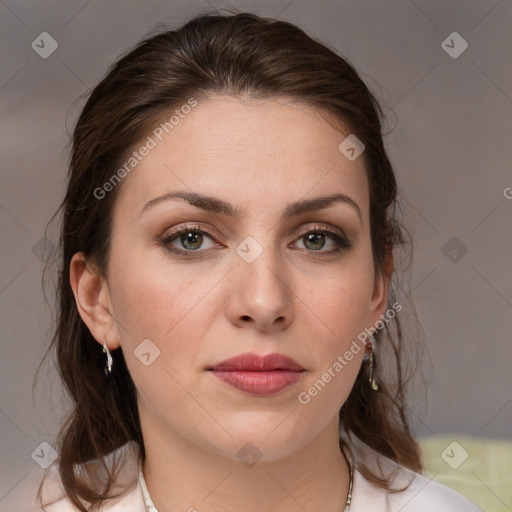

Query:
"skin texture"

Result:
[[70, 94, 392, 512]]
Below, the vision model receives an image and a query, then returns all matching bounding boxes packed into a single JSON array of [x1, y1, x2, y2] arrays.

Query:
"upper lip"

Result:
[[208, 352, 304, 372]]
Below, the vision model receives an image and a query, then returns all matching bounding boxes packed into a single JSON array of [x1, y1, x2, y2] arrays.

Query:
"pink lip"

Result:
[[208, 352, 305, 396]]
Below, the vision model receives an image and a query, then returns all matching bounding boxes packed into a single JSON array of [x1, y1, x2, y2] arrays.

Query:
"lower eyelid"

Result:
[[162, 229, 217, 250], [294, 231, 350, 251], [161, 225, 350, 254]]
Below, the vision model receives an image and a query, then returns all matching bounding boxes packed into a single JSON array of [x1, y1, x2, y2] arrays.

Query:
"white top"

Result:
[[32, 442, 483, 512]]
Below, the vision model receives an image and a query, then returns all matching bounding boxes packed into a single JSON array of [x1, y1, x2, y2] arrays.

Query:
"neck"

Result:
[[140, 415, 351, 512]]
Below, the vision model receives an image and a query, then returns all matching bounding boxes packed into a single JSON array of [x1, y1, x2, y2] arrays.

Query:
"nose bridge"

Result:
[[237, 234, 290, 296], [228, 233, 295, 329]]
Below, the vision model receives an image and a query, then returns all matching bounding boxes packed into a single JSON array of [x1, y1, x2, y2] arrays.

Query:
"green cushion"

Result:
[[419, 435, 512, 512]]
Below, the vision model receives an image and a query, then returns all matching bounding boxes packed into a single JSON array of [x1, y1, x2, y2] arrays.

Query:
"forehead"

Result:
[[114, 94, 369, 221]]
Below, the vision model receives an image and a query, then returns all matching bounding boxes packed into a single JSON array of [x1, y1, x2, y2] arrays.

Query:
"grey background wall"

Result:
[[1, 0, 511, 509]]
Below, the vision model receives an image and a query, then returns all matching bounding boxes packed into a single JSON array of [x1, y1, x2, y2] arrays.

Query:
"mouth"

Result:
[[207, 352, 305, 396]]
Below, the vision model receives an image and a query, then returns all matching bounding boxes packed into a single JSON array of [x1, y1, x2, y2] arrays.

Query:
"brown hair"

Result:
[[39, 8, 424, 511]]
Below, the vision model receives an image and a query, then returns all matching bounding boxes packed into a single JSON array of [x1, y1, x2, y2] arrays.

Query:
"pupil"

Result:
[[183, 232, 201, 249], [306, 233, 324, 250]]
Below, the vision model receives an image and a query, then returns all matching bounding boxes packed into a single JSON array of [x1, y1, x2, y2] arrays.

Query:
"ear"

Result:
[[69, 252, 120, 351], [368, 248, 393, 327]]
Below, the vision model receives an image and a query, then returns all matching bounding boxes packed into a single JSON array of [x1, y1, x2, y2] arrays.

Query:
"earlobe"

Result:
[[69, 252, 120, 350]]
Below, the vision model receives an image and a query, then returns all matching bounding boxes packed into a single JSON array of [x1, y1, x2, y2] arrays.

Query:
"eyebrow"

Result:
[[141, 190, 362, 224]]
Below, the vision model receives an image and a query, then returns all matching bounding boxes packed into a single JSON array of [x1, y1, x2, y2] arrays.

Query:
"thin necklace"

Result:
[[139, 460, 158, 512], [139, 455, 354, 512], [343, 447, 354, 511]]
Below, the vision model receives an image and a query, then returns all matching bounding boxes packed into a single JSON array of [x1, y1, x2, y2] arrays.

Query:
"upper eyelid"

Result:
[[161, 232, 347, 259], [162, 223, 348, 246]]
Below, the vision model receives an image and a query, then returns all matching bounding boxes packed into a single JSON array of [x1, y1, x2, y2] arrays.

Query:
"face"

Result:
[[74, 94, 390, 462]]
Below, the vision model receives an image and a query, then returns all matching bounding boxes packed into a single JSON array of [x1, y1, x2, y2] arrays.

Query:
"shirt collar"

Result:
[[349, 466, 388, 512]]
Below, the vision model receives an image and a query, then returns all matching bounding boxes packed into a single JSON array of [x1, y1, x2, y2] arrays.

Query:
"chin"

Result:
[[192, 413, 312, 463]]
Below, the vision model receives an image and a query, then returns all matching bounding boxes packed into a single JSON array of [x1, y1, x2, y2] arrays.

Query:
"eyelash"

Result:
[[159, 224, 352, 257]]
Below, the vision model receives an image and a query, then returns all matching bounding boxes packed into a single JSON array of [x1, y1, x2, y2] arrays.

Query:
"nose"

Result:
[[225, 244, 295, 333]]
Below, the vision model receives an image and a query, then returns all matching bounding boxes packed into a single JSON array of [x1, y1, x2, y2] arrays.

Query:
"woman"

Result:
[[38, 10, 482, 512]]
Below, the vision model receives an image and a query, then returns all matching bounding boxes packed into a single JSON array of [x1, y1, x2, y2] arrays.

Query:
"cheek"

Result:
[[108, 257, 210, 418], [304, 263, 374, 344], [109, 262, 183, 342], [108, 246, 224, 382], [109, 239, 202, 340], [293, 294, 366, 440]]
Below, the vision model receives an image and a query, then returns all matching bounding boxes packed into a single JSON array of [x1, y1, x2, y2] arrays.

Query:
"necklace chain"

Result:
[[139, 455, 353, 512]]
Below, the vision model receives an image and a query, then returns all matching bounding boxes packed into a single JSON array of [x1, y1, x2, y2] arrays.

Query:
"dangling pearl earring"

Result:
[[103, 338, 113, 378], [364, 334, 379, 391], [368, 352, 379, 391]]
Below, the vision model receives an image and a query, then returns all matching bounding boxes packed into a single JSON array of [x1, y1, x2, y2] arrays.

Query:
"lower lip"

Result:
[[210, 370, 304, 395]]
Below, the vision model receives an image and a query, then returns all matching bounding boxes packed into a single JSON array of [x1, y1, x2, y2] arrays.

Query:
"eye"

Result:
[[293, 227, 352, 254], [160, 225, 220, 255], [159, 224, 352, 257]]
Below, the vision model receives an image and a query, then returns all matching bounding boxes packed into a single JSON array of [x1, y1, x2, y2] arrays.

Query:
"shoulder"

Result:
[[385, 465, 483, 511], [350, 451, 484, 512], [38, 442, 145, 512], [42, 487, 144, 512]]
